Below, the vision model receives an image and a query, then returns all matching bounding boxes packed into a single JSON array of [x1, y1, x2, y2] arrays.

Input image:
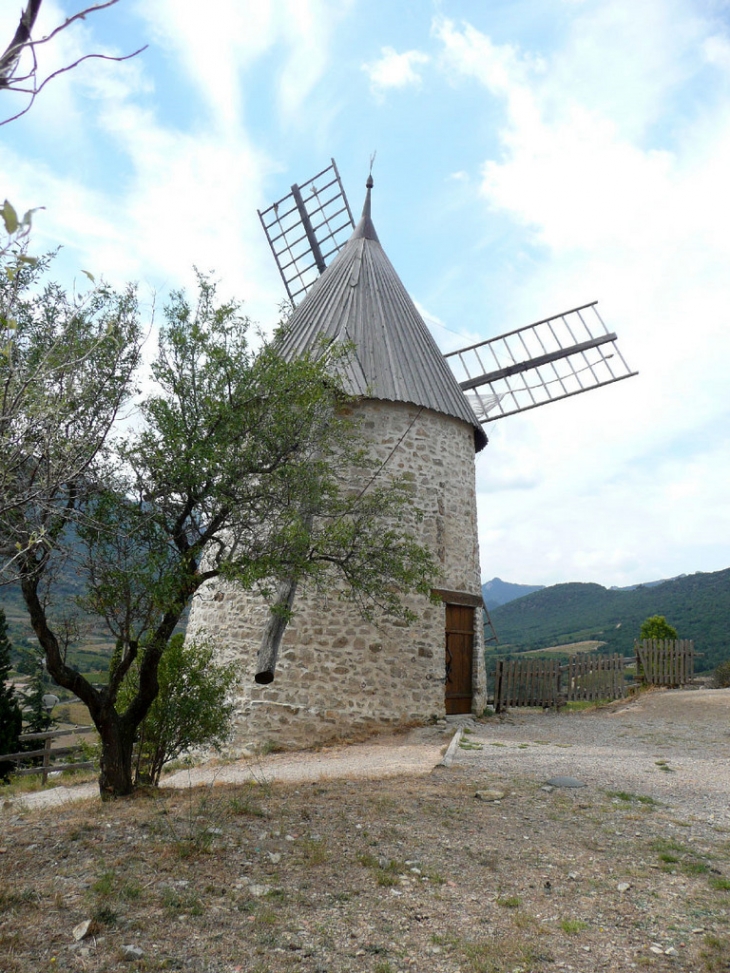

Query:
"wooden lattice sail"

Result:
[[259, 160, 637, 424]]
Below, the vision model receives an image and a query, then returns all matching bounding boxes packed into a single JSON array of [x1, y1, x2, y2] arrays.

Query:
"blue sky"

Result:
[[2, 0, 729, 588]]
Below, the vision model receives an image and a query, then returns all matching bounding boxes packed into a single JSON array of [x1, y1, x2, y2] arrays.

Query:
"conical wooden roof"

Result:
[[277, 179, 487, 452]]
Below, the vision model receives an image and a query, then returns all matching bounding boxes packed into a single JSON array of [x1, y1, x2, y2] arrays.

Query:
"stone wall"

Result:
[[187, 400, 486, 751]]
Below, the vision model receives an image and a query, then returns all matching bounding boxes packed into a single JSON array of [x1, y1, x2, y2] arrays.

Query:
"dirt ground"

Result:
[[2, 688, 730, 973]]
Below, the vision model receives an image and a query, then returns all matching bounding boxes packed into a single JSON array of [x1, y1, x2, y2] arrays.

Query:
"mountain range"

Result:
[[484, 567, 730, 672]]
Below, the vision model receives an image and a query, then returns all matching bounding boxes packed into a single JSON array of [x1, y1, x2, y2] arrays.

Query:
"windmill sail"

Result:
[[258, 164, 637, 422], [258, 159, 355, 305], [444, 302, 638, 423]]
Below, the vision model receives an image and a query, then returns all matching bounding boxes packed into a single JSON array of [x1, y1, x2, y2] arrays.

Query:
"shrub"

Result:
[[0, 610, 22, 782], [639, 615, 678, 641], [713, 659, 730, 689], [121, 635, 236, 786]]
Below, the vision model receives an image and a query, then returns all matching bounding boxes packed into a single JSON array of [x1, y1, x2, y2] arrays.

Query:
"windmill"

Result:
[[259, 159, 638, 429], [185, 160, 637, 752]]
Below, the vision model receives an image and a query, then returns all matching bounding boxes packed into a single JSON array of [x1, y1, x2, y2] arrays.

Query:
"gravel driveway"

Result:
[[451, 687, 730, 831]]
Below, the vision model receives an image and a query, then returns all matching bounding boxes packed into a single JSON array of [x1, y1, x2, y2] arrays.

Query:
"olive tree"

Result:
[[2, 259, 438, 798]]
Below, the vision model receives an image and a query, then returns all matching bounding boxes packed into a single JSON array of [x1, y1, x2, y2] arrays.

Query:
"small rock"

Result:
[[545, 776, 586, 789], [665, 947, 679, 956], [475, 789, 506, 802], [568, 872, 578, 881], [72, 919, 98, 942], [267, 852, 281, 864], [540, 785, 554, 793], [650, 946, 664, 955], [617, 882, 631, 892], [249, 884, 270, 897], [120, 944, 144, 962]]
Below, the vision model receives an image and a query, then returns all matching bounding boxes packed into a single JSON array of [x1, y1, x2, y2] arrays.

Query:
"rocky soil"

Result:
[[1, 688, 729, 973]]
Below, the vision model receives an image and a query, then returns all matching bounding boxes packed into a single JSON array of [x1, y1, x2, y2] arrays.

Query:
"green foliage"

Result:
[[714, 659, 730, 688], [120, 635, 235, 786], [0, 199, 39, 263], [639, 615, 678, 641], [0, 607, 22, 780], [17, 653, 54, 734], [1, 260, 438, 797], [0, 249, 141, 578]]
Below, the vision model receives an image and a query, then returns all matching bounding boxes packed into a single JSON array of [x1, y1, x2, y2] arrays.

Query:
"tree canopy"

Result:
[[639, 615, 678, 641]]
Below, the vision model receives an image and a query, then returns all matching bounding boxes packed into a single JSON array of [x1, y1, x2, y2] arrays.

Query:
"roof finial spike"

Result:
[[362, 151, 376, 216], [362, 177, 373, 219], [350, 156, 379, 242]]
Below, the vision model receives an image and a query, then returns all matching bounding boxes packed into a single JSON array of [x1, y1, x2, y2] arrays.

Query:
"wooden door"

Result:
[[445, 604, 474, 715]]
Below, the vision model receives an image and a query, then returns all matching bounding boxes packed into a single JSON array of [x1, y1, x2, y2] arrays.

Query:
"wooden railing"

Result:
[[0, 726, 97, 783]]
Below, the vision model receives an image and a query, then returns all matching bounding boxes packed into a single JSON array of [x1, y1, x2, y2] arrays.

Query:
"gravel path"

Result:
[[7, 728, 448, 811], [452, 687, 730, 831], [9, 687, 730, 824]]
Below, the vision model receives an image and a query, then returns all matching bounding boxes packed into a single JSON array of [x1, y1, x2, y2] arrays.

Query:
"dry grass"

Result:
[[2, 765, 730, 972], [522, 640, 607, 656]]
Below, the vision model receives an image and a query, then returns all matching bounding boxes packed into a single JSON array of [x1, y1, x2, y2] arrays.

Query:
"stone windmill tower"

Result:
[[187, 174, 490, 750], [189, 161, 636, 751]]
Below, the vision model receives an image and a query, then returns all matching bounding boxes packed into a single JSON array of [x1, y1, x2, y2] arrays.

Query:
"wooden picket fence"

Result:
[[494, 653, 627, 713], [564, 653, 626, 702], [493, 658, 562, 711], [494, 640, 695, 713], [634, 639, 694, 687], [0, 726, 97, 783]]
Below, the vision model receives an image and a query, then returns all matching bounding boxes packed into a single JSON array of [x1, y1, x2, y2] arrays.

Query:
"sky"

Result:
[[2, 0, 729, 589]]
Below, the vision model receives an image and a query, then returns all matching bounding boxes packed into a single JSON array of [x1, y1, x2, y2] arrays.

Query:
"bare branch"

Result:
[[0, 0, 42, 85], [0, 0, 147, 126]]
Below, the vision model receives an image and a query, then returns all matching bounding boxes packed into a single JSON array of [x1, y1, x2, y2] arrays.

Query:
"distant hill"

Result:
[[482, 577, 545, 609], [488, 567, 730, 673]]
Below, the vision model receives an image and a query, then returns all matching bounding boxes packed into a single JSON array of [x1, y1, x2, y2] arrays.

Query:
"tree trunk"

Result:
[[97, 713, 135, 799]]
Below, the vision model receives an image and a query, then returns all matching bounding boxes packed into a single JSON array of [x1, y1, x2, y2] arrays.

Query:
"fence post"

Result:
[[41, 735, 52, 785], [494, 660, 503, 714]]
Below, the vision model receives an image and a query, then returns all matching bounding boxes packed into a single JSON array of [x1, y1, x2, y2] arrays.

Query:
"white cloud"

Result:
[[363, 46, 430, 96], [433, 4, 730, 584], [134, 0, 343, 129], [703, 34, 730, 71]]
